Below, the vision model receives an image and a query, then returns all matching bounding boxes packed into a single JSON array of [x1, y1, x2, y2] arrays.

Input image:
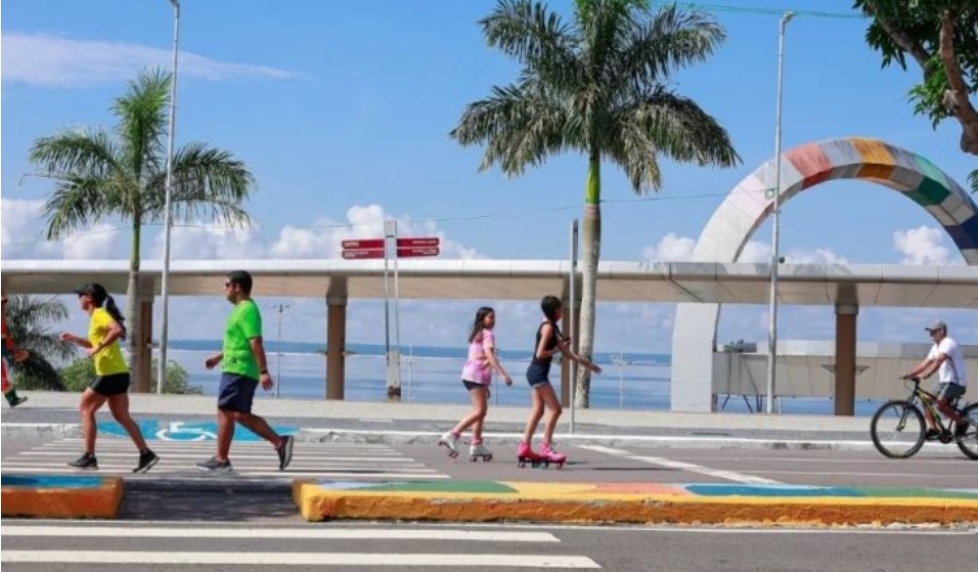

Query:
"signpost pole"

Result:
[[383, 219, 400, 400], [391, 221, 402, 400]]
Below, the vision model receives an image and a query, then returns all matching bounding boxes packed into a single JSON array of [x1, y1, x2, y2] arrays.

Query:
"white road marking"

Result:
[[0, 551, 602, 568], [5, 519, 974, 537], [0, 525, 561, 542], [579, 445, 781, 484]]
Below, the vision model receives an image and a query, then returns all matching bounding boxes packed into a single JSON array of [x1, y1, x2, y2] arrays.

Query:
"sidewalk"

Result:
[[1, 391, 875, 450]]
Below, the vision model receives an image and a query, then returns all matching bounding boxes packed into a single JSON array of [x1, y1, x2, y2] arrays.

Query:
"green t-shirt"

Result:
[[222, 299, 263, 380]]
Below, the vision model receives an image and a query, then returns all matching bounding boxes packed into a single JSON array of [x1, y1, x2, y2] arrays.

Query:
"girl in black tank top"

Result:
[[519, 296, 602, 468]]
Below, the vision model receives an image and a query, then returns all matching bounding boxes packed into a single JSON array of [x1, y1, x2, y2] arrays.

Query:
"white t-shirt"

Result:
[[927, 337, 968, 387]]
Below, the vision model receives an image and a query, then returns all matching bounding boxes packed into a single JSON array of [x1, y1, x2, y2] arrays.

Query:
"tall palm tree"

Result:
[[28, 67, 255, 392], [450, 0, 741, 407], [4, 295, 76, 391]]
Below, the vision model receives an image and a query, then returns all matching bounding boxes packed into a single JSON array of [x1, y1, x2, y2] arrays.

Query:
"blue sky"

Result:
[[2, 0, 976, 355]]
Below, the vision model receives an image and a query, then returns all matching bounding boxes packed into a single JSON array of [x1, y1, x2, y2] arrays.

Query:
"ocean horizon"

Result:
[[158, 339, 887, 417]]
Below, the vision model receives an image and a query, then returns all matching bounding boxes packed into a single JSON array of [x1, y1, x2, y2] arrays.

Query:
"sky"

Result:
[[2, 0, 976, 356]]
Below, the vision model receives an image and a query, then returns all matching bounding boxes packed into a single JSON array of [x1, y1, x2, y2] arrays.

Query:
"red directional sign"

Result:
[[342, 249, 385, 260], [397, 237, 440, 248], [397, 247, 440, 258], [342, 239, 385, 250]]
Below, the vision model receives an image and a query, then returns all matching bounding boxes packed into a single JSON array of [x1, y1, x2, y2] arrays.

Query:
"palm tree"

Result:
[[28, 67, 255, 392], [450, 0, 741, 407], [4, 295, 76, 391]]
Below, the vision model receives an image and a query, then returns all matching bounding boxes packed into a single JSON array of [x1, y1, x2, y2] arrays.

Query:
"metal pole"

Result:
[[392, 221, 402, 394], [568, 219, 579, 434], [382, 219, 397, 397], [765, 11, 795, 414], [272, 303, 289, 398], [157, 0, 181, 394]]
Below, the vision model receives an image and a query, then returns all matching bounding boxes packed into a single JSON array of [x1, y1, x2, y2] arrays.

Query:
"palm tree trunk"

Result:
[[126, 222, 147, 392], [575, 150, 602, 409]]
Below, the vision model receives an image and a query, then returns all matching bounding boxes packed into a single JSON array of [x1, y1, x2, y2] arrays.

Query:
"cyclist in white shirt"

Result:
[[902, 320, 968, 439]]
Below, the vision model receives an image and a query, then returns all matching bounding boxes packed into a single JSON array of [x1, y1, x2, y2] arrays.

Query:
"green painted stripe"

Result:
[[906, 155, 952, 206]]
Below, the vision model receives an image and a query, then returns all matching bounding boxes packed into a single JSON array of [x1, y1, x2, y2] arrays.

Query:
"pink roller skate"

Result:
[[516, 441, 544, 468], [539, 442, 566, 469]]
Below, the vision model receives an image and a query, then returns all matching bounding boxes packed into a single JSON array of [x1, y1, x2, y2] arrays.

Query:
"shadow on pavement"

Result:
[[119, 490, 300, 522]]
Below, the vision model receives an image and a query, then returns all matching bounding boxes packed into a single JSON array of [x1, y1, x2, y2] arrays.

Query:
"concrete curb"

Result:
[[1, 475, 124, 519], [292, 480, 978, 527], [126, 477, 293, 495], [1, 423, 878, 452]]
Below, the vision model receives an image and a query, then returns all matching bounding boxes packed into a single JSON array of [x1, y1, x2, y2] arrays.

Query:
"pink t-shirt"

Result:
[[461, 330, 496, 385]]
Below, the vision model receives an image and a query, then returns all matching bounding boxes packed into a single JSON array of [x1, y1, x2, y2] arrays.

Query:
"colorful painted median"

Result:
[[292, 479, 978, 527], [4, 474, 976, 526], [1, 475, 124, 519]]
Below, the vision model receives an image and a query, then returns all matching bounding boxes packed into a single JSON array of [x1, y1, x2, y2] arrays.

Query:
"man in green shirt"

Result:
[[196, 270, 294, 472]]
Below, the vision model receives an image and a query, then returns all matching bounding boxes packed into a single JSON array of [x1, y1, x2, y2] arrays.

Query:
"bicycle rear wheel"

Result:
[[870, 400, 925, 459], [954, 403, 978, 461]]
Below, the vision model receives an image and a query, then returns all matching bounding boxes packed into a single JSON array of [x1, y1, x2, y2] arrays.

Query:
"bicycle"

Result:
[[869, 376, 977, 460]]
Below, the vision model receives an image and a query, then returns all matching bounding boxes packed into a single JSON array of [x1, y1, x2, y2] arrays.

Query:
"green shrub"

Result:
[[57, 358, 202, 395]]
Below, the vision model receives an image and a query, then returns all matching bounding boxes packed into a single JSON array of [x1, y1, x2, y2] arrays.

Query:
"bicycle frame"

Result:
[[903, 377, 963, 433]]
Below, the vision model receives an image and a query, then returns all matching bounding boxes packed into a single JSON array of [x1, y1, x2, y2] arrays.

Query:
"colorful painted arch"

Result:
[[670, 136, 978, 413], [689, 136, 978, 265]]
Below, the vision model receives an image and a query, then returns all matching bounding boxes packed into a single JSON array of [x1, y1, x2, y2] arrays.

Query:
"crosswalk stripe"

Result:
[[0, 551, 602, 568], [0, 466, 451, 479], [4, 438, 450, 479], [0, 526, 561, 542]]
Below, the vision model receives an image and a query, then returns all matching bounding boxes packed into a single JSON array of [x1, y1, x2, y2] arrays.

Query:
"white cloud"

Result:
[[893, 225, 963, 265], [1, 31, 306, 89], [641, 233, 847, 265], [150, 204, 484, 261]]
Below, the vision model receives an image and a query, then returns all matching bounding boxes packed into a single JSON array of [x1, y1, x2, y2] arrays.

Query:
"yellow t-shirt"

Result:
[[88, 308, 128, 377]]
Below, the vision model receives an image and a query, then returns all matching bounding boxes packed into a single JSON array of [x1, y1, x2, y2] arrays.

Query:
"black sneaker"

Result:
[[133, 450, 159, 474], [195, 456, 233, 472], [68, 452, 97, 470], [277, 435, 295, 471], [8, 396, 27, 408], [925, 428, 941, 441]]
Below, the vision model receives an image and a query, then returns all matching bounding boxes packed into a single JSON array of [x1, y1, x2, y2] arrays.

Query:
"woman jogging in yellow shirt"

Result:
[[60, 283, 159, 473]]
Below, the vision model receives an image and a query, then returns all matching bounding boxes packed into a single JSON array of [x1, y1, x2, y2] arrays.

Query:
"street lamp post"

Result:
[[765, 10, 795, 414], [271, 303, 291, 398], [157, 0, 181, 394]]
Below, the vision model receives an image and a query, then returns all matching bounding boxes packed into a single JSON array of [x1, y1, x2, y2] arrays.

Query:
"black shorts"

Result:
[[462, 380, 489, 392], [91, 373, 130, 397], [218, 373, 259, 414], [526, 362, 552, 387]]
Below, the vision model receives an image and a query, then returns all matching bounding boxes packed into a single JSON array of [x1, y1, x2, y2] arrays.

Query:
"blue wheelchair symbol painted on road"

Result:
[[99, 420, 296, 442]]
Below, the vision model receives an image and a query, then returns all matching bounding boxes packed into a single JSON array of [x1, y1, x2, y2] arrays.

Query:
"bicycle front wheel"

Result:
[[955, 402, 978, 461], [870, 400, 925, 459]]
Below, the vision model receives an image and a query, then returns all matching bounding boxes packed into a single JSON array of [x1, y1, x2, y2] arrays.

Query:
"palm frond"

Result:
[[610, 86, 740, 180], [4, 295, 75, 391], [28, 127, 122, 177], [142, 143, 255, 227], [481, 0, 580, 86], [41, 175, 119, 239], [970, 168, 977, 194], [612, 3, 726, 91], [451, 79, 570, 176], [113, 67, 170, 182]]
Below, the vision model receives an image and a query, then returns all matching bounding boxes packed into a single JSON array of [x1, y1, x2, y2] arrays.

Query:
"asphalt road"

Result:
[[2, 437, 976, 491], [1, 519, 974, 571]]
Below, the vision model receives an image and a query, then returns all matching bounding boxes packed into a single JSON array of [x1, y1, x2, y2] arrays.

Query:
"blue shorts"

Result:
[[526, 362, 552, 388], [218, 373, 258, 414]]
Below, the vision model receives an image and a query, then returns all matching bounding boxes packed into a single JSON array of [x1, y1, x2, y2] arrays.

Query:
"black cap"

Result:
[[72, 283, 109, 305]]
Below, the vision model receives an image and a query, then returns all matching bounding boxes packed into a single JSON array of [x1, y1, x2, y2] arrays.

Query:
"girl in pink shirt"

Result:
[[439, 307, 512, 461]]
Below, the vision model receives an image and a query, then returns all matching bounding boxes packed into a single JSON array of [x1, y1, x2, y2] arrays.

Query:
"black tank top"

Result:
[[531, 321, 561, 366]]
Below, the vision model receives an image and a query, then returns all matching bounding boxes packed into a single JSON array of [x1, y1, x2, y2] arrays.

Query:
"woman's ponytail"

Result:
[[104, 295, 127, 340]]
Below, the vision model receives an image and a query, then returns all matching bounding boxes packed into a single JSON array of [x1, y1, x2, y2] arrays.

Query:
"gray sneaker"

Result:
[[277, 435, 294, 471], [195, 456, 233, 472]]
